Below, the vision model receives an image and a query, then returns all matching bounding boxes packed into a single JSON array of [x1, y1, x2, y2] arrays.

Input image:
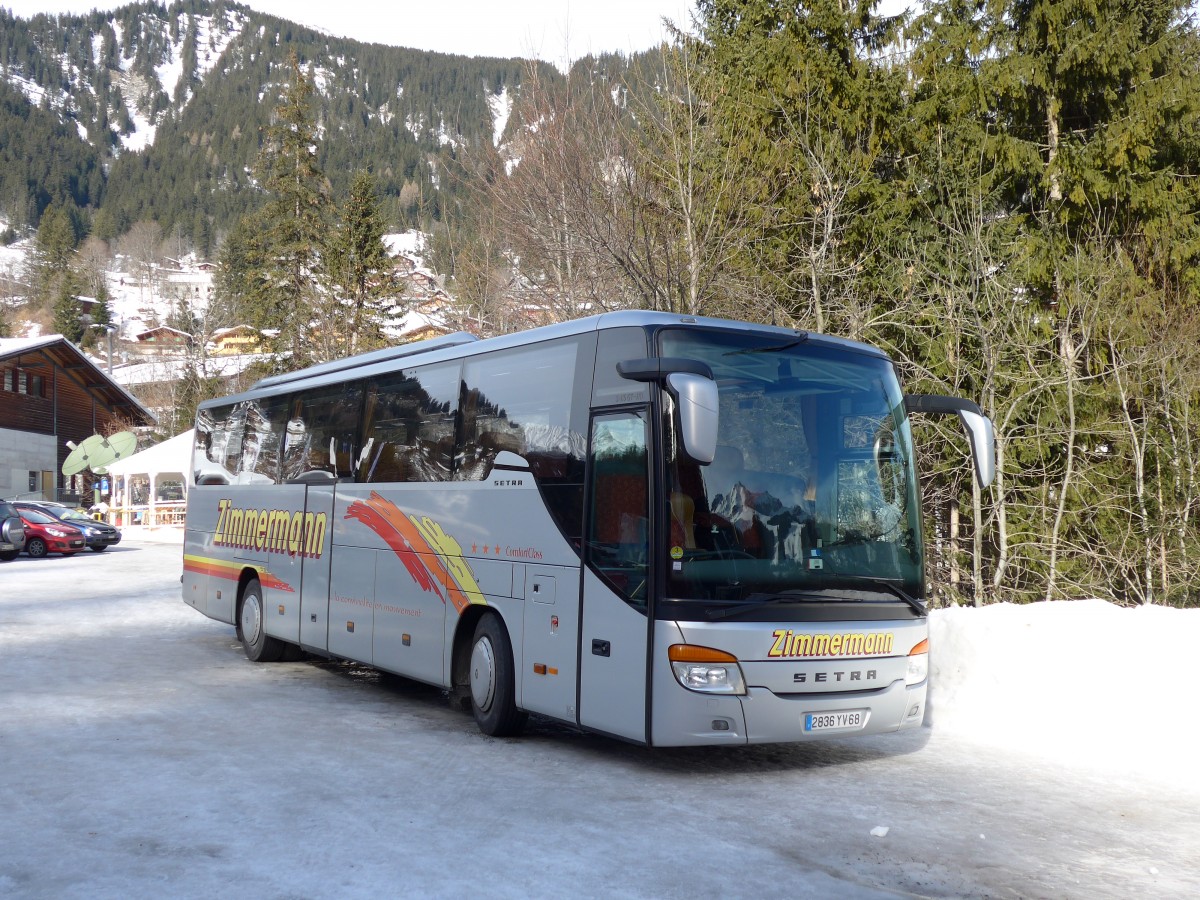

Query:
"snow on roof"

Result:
[[384, 231, 427, 257], [391, 307, 450, 338], [0, 334, 156, 424], [135, 325, 193, 340], [108, 353, 268, 386], [0, 335, 64, 357], [211, 325, 259, 338]]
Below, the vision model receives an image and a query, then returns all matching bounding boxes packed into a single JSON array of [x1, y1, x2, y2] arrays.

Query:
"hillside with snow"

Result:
[[0, 217, 449, 356], [0, 1, 655, 249]]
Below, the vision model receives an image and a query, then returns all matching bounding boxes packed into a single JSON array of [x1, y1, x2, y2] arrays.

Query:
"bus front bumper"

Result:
[[739, 679, 927, 744], [650, 676, 927, 746]]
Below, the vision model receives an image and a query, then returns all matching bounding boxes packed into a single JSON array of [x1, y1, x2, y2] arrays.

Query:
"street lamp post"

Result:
[[90, 323, 116, 373]]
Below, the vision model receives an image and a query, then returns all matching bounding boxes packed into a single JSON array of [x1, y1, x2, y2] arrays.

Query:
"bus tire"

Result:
[[469, 614, 527, 737], [238, 578, 285, 663], [280, 642, 307, 662]]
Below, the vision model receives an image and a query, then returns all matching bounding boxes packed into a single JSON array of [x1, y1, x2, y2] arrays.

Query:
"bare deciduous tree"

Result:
[[115, 220, 163, 304]]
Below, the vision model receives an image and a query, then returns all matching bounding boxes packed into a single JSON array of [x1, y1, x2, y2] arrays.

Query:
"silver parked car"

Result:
[[1, 499, 27, 561]]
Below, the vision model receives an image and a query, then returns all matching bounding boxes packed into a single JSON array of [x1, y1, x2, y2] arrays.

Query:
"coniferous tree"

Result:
[[30, 202, 78, 310], [324, 170, 403, 354], [91, 280, 112, 329], [987, 0, 1200, 300], [52, 274, 84, 343], [692, 0, 906, 332], [252, 50, 330, 367], [213, 211, 268, 328]]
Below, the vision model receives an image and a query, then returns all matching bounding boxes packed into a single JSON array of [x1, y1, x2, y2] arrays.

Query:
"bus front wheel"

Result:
[[238, 578, 285, 663], [469, 615, 527, 737]]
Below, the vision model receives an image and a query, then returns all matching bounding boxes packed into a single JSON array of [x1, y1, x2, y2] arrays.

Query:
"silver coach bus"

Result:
[[182, 312, 994, 746]]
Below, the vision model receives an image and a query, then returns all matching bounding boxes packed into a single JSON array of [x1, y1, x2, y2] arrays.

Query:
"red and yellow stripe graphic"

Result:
[[183, 554, 295, 593], [344, 492, 485, 614]]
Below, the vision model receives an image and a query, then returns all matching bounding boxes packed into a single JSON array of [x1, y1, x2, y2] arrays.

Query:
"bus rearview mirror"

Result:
[[667, 373, 719, 465], [904, 394, 996, 488]]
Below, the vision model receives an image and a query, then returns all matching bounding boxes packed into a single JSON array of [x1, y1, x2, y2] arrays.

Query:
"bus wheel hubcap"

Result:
[[470, 636, 496, 711], [241, 596, 261, 642]]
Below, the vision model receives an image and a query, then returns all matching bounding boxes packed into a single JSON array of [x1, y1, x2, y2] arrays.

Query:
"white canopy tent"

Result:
[[102, 429, 194, 527]]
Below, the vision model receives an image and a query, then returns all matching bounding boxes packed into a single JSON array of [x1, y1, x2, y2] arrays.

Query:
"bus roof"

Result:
[[198, 310, 889, 411]]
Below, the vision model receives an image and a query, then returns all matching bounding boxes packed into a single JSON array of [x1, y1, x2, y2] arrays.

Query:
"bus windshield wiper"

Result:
[[704, 590, 835, 620], [704, 581, 925, 619], [822, 576, 926, 616], [723, 333, 809, 356]]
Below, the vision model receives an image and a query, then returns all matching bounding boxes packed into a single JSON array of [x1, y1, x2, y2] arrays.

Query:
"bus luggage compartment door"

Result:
[[520, 565, 579, 722]]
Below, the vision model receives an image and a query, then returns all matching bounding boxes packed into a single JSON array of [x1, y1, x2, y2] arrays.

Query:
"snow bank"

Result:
[[929, 599, 1198, 787]]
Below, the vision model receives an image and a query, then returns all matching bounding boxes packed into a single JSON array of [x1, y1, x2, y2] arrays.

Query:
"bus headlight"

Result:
[[906, 638, 929, 686], [668, 644, 746, 695]]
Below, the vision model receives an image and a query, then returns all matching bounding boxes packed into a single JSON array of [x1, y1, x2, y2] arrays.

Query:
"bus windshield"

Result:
[[660, 329, 924, 610]]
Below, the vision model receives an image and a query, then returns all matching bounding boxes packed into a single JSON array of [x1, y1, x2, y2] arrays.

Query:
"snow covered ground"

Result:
[[1, 541, 1198, 897]]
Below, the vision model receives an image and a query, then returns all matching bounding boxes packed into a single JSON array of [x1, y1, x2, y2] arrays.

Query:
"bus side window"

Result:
[[199, 403, 243, 482], [361, 364, 459, 484], [458, 340, 578, 481], [236, 396, 288, 484], [193, 406, 232, 485], [310, 383, 364, 480], [281, 396, 311, 482]]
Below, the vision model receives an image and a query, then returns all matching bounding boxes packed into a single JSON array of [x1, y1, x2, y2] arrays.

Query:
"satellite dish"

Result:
[[61, 431, 138, 476], [103, 431, 138, 464], [63, 434, 108, 476]]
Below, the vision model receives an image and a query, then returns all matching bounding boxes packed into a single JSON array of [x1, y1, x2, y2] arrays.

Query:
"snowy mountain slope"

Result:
[[0, 0, 605, 241]]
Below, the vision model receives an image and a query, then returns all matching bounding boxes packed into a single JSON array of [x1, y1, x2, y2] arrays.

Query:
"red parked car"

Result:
[[18, 508, 85, 557]]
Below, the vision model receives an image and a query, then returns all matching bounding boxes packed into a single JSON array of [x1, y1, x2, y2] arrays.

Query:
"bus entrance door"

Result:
[[578, 410, 651, 743], [298, 485, 336, 652]]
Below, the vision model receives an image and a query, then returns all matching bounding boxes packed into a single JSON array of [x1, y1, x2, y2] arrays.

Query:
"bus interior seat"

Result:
[[365, 442, 411, 483], [592, 471, 647, 548], [670, 490, 697, 549]]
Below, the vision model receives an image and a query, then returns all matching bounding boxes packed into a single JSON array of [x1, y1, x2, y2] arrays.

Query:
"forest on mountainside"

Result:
[[3, 0, 1200, 607], [444, 0, 1200, 608], [0, 0, 576, 247]]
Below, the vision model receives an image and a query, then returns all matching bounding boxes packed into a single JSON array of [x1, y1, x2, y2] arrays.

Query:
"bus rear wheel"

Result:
[[238, 578, 285, 663], [469, 615, 527, 737]]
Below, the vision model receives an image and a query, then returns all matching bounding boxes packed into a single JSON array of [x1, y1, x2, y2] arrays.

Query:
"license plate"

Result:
[[804, 710, 867, 732]]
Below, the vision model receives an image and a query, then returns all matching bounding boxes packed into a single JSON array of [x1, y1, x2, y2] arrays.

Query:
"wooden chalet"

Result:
[[134, 325, 194, 355], [0, 336, 155, 503], [209, 324, 263, 355]]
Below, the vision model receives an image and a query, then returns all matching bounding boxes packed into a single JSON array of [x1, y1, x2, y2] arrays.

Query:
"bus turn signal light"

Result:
[[906, 638, 929, 686], [668, 644, 746, 695], [668, 644, 738, 664]]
